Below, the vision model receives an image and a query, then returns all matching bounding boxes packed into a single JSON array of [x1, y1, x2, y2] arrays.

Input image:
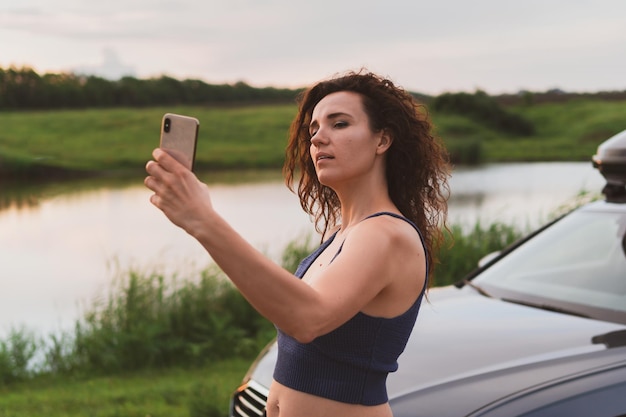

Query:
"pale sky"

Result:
[[1, 0, 625, 95]]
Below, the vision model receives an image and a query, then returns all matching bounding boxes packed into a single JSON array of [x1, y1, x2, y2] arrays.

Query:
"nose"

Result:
[[310, 127, 328, 147]]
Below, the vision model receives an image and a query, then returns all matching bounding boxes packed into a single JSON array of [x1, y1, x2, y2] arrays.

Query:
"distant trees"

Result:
[[2, 65, 624, 118], [0, 66, 300, 110]]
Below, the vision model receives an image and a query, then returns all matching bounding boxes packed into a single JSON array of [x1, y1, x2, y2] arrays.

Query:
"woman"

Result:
[[145, 70, 450, 416]]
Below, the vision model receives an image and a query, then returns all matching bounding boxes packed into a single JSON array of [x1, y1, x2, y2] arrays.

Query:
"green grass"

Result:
[[1, 98, 625, 176], [483, 99, 626, 161], [0, 105, 296, 174], [0, 359, 248, 417], [0, 271, 273, 416]]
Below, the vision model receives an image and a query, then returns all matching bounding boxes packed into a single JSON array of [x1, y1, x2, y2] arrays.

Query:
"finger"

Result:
[[149, 193, 161, 208], [145, 159, 167, 178], [152, 147, 166, 161], [145, 165, 165, 195], [144, 175, 159, 193], [145, 159, 156, 174], [153, 148, 185, 172]]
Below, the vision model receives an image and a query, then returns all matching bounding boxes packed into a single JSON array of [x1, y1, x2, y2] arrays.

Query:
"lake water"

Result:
[[0, 162, 605, 337]]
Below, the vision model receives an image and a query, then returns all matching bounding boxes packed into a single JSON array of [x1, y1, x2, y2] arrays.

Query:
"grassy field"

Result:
[[484, 98, 626, 161], [0, 105, 297, 175], [0, 359, 249, 417], [0, 98, 625, 177]]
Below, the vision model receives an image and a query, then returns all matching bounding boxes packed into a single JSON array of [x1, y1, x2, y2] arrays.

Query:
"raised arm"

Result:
[[144, 148, 425, 342]]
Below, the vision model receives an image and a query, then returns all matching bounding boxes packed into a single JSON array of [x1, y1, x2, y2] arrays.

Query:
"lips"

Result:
[[316, 153, 333, 162]]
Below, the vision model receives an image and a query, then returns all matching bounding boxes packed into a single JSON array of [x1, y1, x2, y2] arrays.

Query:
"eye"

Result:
[[334, 121, 348, 129]]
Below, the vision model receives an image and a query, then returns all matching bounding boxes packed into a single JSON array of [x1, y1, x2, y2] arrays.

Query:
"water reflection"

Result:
[[0, 180, 54, 211], [0, 171, 313, 338], [0, 162, 606, 337], [448, 162, 604, 229], [0, 169, 284, 213]]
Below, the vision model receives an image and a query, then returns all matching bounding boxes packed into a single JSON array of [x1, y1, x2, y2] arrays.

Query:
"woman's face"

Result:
[[308, 91, 388, 189]]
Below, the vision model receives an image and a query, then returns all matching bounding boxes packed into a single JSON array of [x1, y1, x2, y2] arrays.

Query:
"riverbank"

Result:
[[1, 98, 625, 178]]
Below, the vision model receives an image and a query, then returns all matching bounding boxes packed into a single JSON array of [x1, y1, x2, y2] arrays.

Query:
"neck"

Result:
[[334, 177, 396, 233], [323, 156, 395, 234]]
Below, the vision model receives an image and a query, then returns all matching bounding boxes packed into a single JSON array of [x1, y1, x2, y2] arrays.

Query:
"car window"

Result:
[[475, 210, 626, 315]]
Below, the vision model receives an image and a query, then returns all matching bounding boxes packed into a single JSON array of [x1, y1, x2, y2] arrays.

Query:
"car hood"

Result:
[[243, 285, 626, 398]]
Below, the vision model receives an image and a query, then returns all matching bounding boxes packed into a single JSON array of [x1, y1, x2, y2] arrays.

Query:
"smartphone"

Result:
[[159, 113, 199, 171]]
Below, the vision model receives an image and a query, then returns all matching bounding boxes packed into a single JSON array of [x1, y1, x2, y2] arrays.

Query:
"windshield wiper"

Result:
[[502, 298, 591, 319], [461, 279, 493, 297]]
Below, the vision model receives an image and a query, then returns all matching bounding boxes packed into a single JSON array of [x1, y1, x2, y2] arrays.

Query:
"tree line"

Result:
[[4, 65, 626, 111], [0, 66, 301, 110]]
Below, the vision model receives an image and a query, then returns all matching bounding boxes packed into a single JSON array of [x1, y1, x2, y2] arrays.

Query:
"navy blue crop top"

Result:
[[273, 212, 428, 405]]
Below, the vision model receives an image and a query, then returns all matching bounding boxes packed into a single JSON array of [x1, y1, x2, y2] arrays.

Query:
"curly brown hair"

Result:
[[283, 70, 450, 275]]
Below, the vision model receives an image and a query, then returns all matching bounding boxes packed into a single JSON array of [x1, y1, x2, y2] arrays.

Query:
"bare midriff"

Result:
[[265, 380, 393, 417]]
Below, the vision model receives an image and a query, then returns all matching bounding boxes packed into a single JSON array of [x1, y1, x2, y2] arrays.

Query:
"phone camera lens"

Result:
[[164, 118, 171, 133]]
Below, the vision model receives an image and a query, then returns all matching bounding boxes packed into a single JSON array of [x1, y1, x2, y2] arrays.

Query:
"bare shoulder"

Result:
[[348, 213, 424, 254], [340, 212, 426, 275]]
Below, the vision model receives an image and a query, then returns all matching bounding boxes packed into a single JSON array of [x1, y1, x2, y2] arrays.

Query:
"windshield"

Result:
[[474, 207, 626, 323]]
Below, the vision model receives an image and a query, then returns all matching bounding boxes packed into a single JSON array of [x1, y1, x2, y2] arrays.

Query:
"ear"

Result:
[[375, 129, 393, 155]]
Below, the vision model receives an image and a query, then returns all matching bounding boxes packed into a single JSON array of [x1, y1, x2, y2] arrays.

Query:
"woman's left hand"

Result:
[[144, 148, 214, 236]]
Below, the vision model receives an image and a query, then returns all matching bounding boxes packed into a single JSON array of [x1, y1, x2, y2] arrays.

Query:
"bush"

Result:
[[433, 222, 523, 287], [445, 137, 484, 165], [71, 267, 274, 374], [432, 90, 535, 136], [0, 327, 39, 385]]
